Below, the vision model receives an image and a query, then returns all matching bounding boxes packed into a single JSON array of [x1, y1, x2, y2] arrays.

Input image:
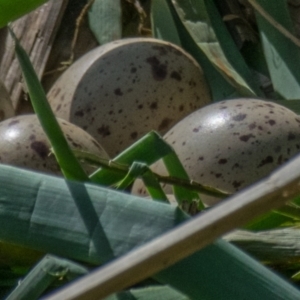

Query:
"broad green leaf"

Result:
[[1, 164, 300, 299], [204, 0, 263, 97], [168, 0, 257, 98], [105, 286, 189, 300], [151, 0, 182, 46], [0, 0, 48, 28], [88, 0, 122, 45], [9, 28, 88, 182], [241, 41, 270, 78], [253, 0, 300, 99], [7, 255, 88, 300], [160, 0, 238, 101]]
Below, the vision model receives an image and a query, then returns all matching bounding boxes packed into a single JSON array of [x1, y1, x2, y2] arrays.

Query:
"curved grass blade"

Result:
[[157, 0, 237, 101], [204, 0, 263, 97], [0, 0, 48, 28], [90, 132, 172, 185], [250, 0, 300, 99], [88, 0, 122, 45], [6, 255, 88, 300], [151, 0, 182, 46], [74, 149, 229, 199], [9, 28, 88, 181], [168, 0, 257, 98], [114, 161, 169, 202], [163, 152, 203, 209]]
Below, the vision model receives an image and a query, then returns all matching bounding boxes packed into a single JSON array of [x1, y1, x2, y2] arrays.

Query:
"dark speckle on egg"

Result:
[[158, 118, 173, 131], [288, 132, 296, 140], [218, 159, 228, 164], [130, 131, 138, 139], [239, 134, 255, 142], [8, 120, 19, 126], [266, 120, 276, 126], [232, 113, 247, 121], [97, 125, 111, 137], [114, 88, 123, 96], [257, 156, 274, 168], [146, 56, 167, 81], [75, 110, 84, 117], [170, 71, 182, 81], [30, 141, 49, 159], [232, 180, 244, 189], [150, 102, 158, 109]]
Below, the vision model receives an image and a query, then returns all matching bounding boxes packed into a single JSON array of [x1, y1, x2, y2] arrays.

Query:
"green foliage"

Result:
[[0, 0, 48, 28], [89, 0, 122, 45]]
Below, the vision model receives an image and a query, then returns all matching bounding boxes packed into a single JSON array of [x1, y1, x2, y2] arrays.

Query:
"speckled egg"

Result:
[[0, 81, 14, 122], [47, 38, 211, 157], [0, 114, 109, 175], [132, 98, 300, 205]]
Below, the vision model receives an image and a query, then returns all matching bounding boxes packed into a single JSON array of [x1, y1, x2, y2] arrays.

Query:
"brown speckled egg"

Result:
[[0, 81, 14, 122], [0, 114, 109, 175], [132, 98, 300, 205], [47, 38, 211, 157]]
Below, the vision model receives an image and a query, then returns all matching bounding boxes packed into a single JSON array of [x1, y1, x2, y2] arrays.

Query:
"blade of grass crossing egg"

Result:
[[88, 0, 122, 45], [8, 28, 89, 181], [163, 152, 204, 209], [250, 0, 300, 99], [89, 132, 173, 185]]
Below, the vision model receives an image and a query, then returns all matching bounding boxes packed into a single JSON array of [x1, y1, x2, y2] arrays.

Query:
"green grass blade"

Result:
[[151, 0, 182, 46], [244, 210, 296, 231], [74, 149, 228, 199], [204, 0, 263, 97], [0, 0, 48, 28], [168, 0, 257, 98], [88, 0, 122, 45], [159, 0, 238, 101], [252, 0, 300, 99], [241, 41, 270, 78], [1, 164, 300, 299], [90, 132, 173, 185], [9, 28, 88, 181], [273, 99, 300, 114], [105, 286, 189, 300], [163, 152, 203, 209], [114, 162, 169, 202], [6, 255, 88, 300]]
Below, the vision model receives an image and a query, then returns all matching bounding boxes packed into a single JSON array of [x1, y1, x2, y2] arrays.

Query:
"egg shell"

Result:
[[47, 38, 211, 157], [132, 98, 300, 205], [0, 114, 109, 175], [0, 81, 14, 122]]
